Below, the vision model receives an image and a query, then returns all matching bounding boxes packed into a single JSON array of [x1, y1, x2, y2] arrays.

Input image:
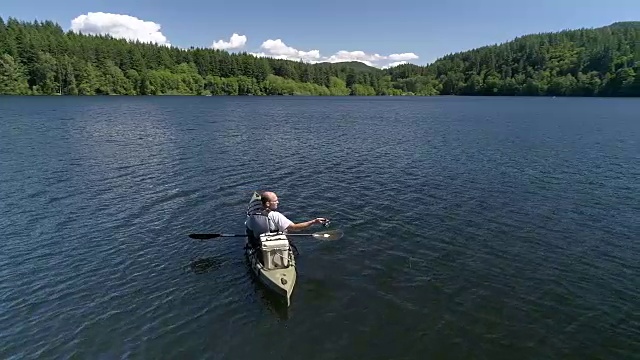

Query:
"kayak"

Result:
[[244, 233, 297, 306], [244, 192, 297, 306]]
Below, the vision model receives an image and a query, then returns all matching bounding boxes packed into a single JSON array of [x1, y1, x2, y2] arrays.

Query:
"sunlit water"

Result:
[[1, 96, 638, 359]]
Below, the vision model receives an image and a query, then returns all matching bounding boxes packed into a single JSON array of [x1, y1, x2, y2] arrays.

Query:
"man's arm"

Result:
[[271, 212, 326, 232], [286, 218, 327, 231]]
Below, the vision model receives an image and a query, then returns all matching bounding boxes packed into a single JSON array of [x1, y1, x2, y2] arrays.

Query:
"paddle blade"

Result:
[[312, 229, 344, 241], [188, 233, 222, 239], [188, 233, 246, 240]]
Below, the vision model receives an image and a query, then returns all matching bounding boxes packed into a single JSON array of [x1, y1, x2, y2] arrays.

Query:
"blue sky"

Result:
[[2, 0, 640, 68]]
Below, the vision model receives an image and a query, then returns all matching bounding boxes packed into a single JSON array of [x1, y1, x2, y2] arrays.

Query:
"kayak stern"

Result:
[[245, 233, 297, 306]]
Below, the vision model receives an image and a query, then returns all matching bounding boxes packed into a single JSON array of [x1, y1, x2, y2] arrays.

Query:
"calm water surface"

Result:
[[1, 96, 638, 359]]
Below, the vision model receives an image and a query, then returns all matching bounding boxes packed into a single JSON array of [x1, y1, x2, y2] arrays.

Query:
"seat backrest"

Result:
[[246, 212, 277, 238], [246, 191, 279, 238]]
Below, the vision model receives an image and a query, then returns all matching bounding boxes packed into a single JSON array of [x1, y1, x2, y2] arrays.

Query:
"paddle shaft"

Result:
[[188, 231, 335, 240], [188, 233, 246, 239]]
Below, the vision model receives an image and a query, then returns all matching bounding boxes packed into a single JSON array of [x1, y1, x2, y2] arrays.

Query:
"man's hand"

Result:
[[287, 217, 329, 231]]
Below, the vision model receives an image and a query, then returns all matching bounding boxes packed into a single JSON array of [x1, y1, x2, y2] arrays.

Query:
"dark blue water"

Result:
[[1, 96, 638, 359]]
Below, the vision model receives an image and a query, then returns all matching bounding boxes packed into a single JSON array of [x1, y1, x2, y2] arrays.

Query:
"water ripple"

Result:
[[0, 96, 638, 359]]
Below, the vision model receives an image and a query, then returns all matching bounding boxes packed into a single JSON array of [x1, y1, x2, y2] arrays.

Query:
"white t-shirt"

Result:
[[245, 211, 293, 233], [266, 211, 293, 232]]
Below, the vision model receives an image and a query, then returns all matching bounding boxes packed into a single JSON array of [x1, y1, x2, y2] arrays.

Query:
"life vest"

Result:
[[245, 191, 278, 238]]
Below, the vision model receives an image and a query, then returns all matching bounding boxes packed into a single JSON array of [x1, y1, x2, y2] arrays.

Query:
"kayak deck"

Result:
[[245, 241, 297, 306]]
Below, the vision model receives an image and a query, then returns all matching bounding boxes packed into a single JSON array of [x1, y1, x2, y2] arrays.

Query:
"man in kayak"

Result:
[[245, 191, 328, 251]]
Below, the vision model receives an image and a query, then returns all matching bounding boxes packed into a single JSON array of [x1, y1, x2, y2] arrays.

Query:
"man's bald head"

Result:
[[260, 191, 279, 209]]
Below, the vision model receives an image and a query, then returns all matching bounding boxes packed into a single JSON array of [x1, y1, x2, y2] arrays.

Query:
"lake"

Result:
[[1, 96, 638, 359]]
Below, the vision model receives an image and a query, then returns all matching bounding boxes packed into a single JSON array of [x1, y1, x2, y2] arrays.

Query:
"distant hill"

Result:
[[313, 61, 382, 72], [607, 21, 640, 29]]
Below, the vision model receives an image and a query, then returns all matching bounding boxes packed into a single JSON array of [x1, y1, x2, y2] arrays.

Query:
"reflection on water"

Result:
[[185, 254, 291, 320], [185, 256, 226, 274], [243, 258, 291, 321]]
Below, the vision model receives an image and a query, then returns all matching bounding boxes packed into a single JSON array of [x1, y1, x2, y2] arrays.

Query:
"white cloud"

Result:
[[70, 12, 169, 46], [211, 33, 247, 50], [249, 39, 321, 62], [324, 50, 385, 66], [248, 38, 419, 68], [260, 39, 321, 61], [381, 61, 409, 69], [388, 53, 419, 61]]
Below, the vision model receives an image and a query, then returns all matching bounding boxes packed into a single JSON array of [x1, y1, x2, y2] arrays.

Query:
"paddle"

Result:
[[188, 233, 246, 239], [188, 229, 343, 241], [306, 229, 344, 241]]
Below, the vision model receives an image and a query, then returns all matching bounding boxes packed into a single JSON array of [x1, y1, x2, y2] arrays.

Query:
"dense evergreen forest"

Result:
[[1, 16, 639, 96]]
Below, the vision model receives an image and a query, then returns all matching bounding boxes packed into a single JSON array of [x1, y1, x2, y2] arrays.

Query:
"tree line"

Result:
[[1, 17, 639, 96]]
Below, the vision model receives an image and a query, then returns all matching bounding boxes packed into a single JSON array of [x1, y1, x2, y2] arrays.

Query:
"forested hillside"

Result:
[[1, 17, 639, 96], [386, 21, 640, 96]]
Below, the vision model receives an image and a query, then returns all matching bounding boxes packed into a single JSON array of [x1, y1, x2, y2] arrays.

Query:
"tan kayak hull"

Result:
[[245, 241, 297, 306]]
